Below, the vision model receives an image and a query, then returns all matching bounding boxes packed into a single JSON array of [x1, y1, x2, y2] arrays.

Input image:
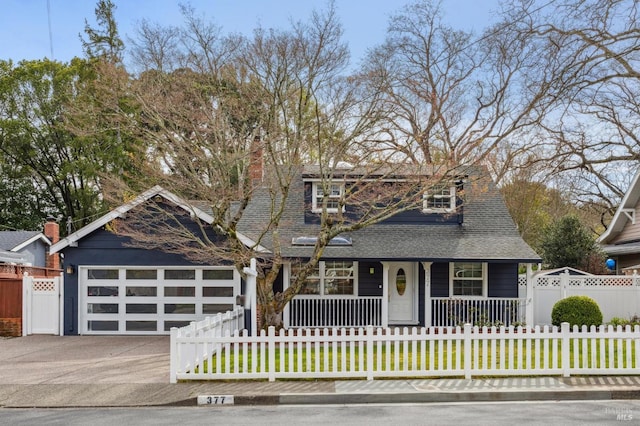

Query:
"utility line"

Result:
[[47, 0, 54, 59]]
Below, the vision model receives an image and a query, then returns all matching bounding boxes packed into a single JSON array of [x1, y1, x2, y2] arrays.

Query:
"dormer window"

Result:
[[423, 184, 456, 213], [312, 182, 344, 213]]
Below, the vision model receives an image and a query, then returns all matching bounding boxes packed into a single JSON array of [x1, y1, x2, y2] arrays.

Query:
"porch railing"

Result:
[[289, 297, 383, 328], [432, 297, 525, 327]]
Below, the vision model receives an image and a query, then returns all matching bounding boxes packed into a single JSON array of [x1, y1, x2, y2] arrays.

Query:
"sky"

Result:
[[0, 0, 501, 66]]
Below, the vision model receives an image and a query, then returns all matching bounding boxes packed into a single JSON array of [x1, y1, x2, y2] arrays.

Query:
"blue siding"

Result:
[[303, 182, 463, 225], [358, 261, 383, 296], [16, 240, 48, 267], [430, 263, 450, 297], [487, 263, 519, 297]]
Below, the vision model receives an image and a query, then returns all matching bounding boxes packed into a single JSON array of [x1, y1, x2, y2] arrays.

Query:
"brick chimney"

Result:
[[249, 135, 264, 183], [44, 217, 60, 270]]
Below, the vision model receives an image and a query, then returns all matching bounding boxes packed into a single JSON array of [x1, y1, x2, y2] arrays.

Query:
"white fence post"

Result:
[[268, 326, 276, 382], [560, 271, 569, 299], [366, 326, 374, 380], [525, 264, 534, 326], [169, 327, 178, 384], [21, 273, 30, 336], [561, 322, 570, 377], [464, 323, 472, 379]]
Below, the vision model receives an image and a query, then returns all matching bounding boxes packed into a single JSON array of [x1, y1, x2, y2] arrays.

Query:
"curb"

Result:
[[277, 389, 616, 405]]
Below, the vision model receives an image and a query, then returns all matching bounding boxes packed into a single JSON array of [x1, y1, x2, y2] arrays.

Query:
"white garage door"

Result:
[[79, 266, 240, 334]]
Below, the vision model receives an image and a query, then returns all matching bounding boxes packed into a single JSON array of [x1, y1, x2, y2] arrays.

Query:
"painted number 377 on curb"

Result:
[[197, 395, 234, 405]]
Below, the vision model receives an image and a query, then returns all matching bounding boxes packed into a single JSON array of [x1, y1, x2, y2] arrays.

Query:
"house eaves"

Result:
[[598, 168, 640, 244], [50, 185, 269, 255]]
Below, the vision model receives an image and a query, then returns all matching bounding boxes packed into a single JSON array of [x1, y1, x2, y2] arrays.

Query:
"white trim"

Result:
[[50, 186, 268, 255], [290, 260, 359, 297], [422, 261, 433, 327], [598, 168, 640, 243], [311, 182, 345, 214], [449, 262, 488, 298], [422, 185, 456, 213], [622, 208, 636, 225]]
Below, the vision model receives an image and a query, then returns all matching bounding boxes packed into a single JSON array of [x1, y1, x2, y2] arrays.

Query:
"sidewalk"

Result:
[[1, 336, 640, 408], [2, 377, 640, 407]]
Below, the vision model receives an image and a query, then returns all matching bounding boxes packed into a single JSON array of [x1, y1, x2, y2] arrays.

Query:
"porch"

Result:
[[285, 296, 526, 328], [281, 261, 533, 329]]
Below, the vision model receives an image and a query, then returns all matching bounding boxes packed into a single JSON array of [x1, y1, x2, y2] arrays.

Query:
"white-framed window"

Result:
[[423, 184, 456, 212], [291, 260, 357, 296], [450, 262, 487, 297], [312, 182, 345, 213]]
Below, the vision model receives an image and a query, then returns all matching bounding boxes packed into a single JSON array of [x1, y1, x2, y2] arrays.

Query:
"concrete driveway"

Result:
[[0, 335, 170, 384]]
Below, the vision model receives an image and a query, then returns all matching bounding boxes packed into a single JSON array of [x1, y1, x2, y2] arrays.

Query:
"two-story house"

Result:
[[50, 164, 540, 335]]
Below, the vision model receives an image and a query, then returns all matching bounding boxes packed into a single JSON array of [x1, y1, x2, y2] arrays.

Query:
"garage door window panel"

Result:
[[203, 269, 234, 280], [88, 286, 118, 296], [88, 303, 118, 314], [165, 303, 195, 314], [203, 303, 233, 314], [126, 286, 157, 297], [203, 286, 234, 297], [126, 269, 157, 280], [126, 303, 157, 314], [164, 287, 195, 297], [126, 321, 156, 331], [88, 269, 119, 280], [88, 320, 118, 331], [165, 269, 196, 280]]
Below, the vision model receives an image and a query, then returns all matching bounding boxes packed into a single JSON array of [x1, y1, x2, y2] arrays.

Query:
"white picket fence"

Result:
[[169, 321, 640, 383], [169, 306, 244, 382]]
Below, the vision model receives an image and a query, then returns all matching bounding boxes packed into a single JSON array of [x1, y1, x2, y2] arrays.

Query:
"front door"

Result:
[[388, 262, 417, 323]]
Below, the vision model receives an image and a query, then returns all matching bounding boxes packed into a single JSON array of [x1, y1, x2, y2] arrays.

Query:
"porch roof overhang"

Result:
[[277, 225, 541, 263]]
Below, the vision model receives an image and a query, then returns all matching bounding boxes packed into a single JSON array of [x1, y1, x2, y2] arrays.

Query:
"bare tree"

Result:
[[128, 19, 181, 73], [109, 3, 456, 329], [358, 0, 559, 172], [499, 0, 640, 224]]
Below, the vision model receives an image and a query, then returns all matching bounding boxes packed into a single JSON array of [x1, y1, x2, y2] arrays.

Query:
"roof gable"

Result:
[[0, 231, 50, 252], [50, 185, 266, 254], [598, 168, 640, 244]]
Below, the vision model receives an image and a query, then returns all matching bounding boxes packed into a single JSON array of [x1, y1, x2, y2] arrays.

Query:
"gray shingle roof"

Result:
[[238, 167, 541, 262], [0, 231, 43, 251]]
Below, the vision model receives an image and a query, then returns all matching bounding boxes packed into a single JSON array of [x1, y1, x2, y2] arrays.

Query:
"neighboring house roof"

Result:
[[50, 185, 267, 255], [238, 166, 541, 262], [598, 167, 640, 248], [0, 231, 51, 252]]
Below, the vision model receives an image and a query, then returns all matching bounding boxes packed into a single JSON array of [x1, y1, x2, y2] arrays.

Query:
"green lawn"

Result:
[[195, 337, 638, 375]]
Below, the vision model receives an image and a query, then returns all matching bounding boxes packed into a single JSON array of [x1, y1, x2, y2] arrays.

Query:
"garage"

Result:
[[79, 266, 240, 334]]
